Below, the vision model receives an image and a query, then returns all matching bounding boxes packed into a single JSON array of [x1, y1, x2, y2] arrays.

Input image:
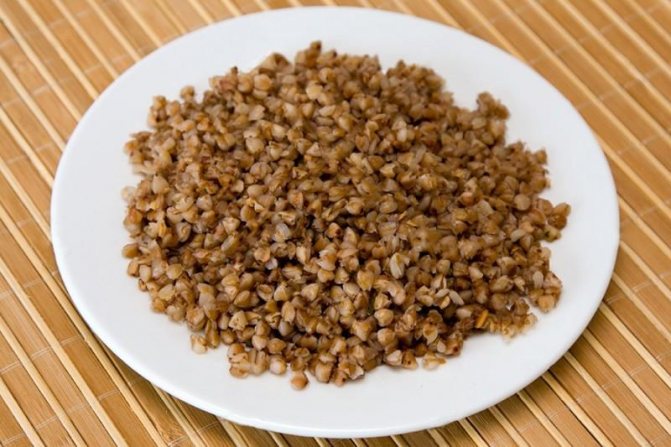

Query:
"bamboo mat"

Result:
[[0, 0, 669, 445]]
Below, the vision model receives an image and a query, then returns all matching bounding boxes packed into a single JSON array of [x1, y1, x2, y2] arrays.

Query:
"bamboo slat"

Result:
[[0, 0, 669, 445]]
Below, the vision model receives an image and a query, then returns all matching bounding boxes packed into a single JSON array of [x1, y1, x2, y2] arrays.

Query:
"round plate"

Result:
[[51, 7, 619, 438]]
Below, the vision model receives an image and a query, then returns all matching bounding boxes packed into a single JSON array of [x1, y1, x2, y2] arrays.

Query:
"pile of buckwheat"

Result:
[[122, 42, 569, 389]]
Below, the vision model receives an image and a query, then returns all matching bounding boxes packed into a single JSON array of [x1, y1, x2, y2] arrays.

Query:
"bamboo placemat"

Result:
[[0, 0, 669, 445]]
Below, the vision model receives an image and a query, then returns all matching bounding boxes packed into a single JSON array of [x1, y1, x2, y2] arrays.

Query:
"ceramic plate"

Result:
[[51, 7, 619, 438]]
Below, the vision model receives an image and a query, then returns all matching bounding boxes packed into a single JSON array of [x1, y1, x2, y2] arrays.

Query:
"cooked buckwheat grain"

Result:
[[123, 42, 570, 388]]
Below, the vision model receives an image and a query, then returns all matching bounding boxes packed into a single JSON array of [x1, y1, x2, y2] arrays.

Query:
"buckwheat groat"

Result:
[[123, 42, 569, 388]]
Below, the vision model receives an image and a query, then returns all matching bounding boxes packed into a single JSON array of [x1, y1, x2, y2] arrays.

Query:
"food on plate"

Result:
[[122, 42, 569, 388]]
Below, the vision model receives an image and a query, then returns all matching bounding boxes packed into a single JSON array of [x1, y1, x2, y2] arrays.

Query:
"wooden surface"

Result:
[[0, 0, 669, 445]]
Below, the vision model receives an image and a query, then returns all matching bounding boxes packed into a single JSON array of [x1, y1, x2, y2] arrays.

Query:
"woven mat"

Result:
[[0, 0, 669, 445]]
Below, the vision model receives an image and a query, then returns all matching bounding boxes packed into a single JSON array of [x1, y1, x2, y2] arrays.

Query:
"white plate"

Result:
[[51, 7, 619, 438]]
